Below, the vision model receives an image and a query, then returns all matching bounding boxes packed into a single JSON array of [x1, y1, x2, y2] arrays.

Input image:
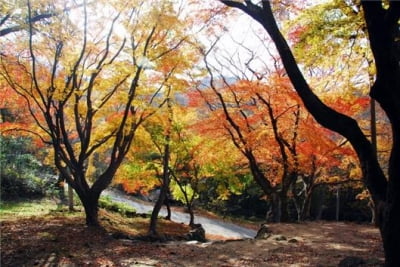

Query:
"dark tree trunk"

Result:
[[267, 192, 280, 222], [149, 187, 167, 235], [56, 174, 66, 208], [247, 151, 280, 221], [279, 188, 289, 222], [164, 195, 171, 220], [67, 170, 105, 227], [188, 206, 195, 226], [292, 182, 306, 221], [300, 185, 314, 221], [183, 192, 195, 226], [68, 184, 74, 212], [79, 191, 101, 227], [360, 3, 400, 266]]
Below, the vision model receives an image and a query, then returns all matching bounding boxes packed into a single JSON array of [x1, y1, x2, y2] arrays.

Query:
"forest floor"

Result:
[[1, 200, 384, 267]]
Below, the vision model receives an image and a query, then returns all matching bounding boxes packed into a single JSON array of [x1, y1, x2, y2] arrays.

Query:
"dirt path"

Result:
[[104, 189, 257, 239]]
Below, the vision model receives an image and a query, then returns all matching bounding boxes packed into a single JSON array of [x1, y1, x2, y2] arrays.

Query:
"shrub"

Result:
[[0, 136, 56, 200], [98, 196, 136, 217]]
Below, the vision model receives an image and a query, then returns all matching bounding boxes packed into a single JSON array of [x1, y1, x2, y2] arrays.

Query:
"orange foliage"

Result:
[[187, 69, 361, 188]]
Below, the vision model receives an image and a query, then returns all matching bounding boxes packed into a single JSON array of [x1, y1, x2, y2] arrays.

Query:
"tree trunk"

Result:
[[368, 198, 376, 225], [68, 184, 74, 211], [56, 174, 66, 209], [300, 186, 313, 221], [267, 192, 280, 222], [188, 205, 195, 226], [149, 97, 173, 235], [149, 179, 169, 235], [381, 198, 400, 267], [279, 189, 289, 222], [361, 3, 400, 266], [246, 151, 279, 221], [80, 192, 100, 227], [336, 186, 340, 221], [149, 135, 171, 236], [182, 188, 195, 226], [164, 195, 171, 220]]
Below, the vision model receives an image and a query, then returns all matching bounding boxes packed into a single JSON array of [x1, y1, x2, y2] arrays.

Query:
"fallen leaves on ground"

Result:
[[1, 209, 384, 266]]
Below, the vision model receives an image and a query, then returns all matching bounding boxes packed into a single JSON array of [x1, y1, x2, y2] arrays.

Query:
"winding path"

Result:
[[103, 190, 257, 239]]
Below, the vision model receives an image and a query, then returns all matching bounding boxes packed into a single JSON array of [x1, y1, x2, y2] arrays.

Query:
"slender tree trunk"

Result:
[[68, 184, 74, 211], [188, 206, 195, 226], [149, 98, 172, 235], [182, 188, 195, 226], [279, 188, 289, 222], [149, 145, 170, 235], [56, 174, 66, 209], [164, 195, 171, 220], [300, 186, 314, 221], [336, 186, 340, 221], [292, 187, 304, 221], [368, 199, 376, 225], [369, 98, 379, 226], [370, 99, 377, 155]]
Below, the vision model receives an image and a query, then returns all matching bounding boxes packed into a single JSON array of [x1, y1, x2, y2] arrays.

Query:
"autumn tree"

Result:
[[194, 31, 357, 221], [0, 0, 84, 37], [284, 0, 392, 222], [219, 0, 399, 265], [141, 99, 202, 228], [147, 97, 173, 235], [167, 105, 207, 227], [0, 0, 198, 226]]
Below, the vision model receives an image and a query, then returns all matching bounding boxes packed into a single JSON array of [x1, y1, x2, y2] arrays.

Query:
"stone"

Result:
[[274, 235, 287, 241], [187, 224, 206, 242], [255, 224, 273, 239], [338, 256, 366, 267]]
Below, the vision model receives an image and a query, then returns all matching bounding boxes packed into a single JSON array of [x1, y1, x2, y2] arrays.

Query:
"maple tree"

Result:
[[283, 0, 392, 222], [194, 41, 355, 222], [219, 0, 399, 265], [147, 98, 173, 235], [166, 106, 215, 227], [0, 0, 84, 37], [0, 0, 199, 226], [119, 97, 232, 227], [142, 101, 203, 227]]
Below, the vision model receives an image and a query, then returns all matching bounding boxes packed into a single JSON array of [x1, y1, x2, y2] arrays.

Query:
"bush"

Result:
[[0, 136, 56, 200], [99, 196, 136, 217]]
